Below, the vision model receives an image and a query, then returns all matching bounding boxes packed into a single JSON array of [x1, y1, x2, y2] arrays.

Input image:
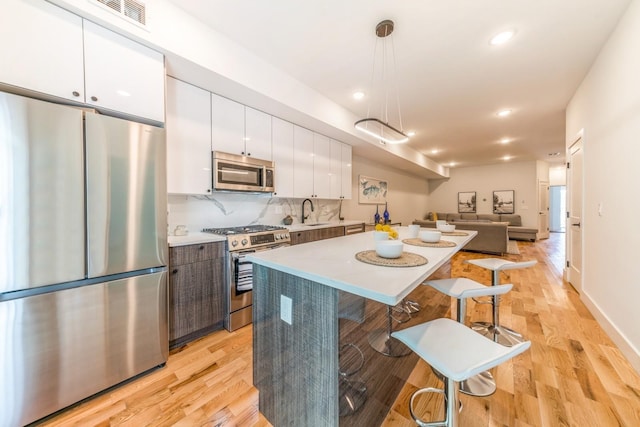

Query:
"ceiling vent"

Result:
[[93, 0, 147, 26]]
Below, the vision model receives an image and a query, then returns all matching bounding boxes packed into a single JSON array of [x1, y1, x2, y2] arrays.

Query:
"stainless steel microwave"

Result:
[[212, 151, 275, 193]]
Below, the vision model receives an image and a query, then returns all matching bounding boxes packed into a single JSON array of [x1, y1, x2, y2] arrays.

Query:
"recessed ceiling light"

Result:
[[406, 131, 416, 137], [496, 109, 512, 117], [353, 91, 365, 100], [490, 30, 515, 46], [548, 152, 561, 157], [500, 138, 511, 144], [503, 155, 512, 161], [449, 162, 456, 167], [431, 149, 439, 155]]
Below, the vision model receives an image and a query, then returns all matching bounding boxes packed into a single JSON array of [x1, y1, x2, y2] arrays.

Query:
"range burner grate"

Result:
[[202, 224, 288, 235]]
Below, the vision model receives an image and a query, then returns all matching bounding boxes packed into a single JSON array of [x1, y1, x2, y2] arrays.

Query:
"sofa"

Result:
[[412, 217, 509, 255], [417, 212, 538, 242]]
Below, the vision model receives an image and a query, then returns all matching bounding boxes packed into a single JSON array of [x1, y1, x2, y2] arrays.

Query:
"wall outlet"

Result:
[[280, 295, 292, 325]]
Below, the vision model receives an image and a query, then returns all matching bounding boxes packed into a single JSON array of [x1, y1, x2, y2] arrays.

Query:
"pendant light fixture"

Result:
[[354, 19, 409, 144]]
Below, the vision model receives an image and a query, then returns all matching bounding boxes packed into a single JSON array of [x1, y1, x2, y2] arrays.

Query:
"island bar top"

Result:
[[246, 226, 477, 306]]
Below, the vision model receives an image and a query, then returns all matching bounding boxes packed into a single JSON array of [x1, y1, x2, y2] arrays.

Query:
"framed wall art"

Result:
[[493, 190, 515, 214], [358, 175, 388, 204], [458, 191, 477, 213]]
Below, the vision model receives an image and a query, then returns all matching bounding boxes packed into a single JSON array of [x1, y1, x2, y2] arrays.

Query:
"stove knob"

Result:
[[231, 240, 238, 247], [242, 238, 248, 246], [275, 234, 281, 240]]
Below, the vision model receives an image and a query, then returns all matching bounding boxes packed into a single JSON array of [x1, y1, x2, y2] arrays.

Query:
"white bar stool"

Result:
[[465, 258, 537, 346], [392, 318, 530, 427], [425, 278, 513, 397]]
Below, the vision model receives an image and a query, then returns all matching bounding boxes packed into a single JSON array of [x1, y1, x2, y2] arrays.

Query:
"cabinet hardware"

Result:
[[199, 245, 204, 250], [72, 91, 80, 97], [172, 269, 178, 274], [91, 96, 98, 102]]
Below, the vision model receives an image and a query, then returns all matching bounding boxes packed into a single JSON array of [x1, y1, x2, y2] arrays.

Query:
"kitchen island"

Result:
[[247, 227, 476, 426]]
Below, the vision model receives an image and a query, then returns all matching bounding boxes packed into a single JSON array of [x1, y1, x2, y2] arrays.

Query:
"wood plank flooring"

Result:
[[38, 233, 640, 426]]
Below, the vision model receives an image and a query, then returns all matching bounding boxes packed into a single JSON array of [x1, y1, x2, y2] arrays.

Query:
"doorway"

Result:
[[549, 185, 566, 232], [566, 132, 584, 293]]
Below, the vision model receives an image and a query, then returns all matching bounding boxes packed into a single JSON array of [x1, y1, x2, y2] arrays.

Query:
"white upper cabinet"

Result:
[[293, 126, 315, 198], [244, 107, 272, 160], [329, 140, 342, 199], [341, 143, 353, 199], [83, 21, 165, 123], [211, 93, 244, 155], [0, 0, 84, 102], [312, 134, 331, 199], [211, 94, 273, 160], [272, 117, 294, 198], [166, 77, 212, 195], [0, 1, 165, 123]]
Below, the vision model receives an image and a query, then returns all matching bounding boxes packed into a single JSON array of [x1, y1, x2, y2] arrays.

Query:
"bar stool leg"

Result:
[[471, 270, 524, 347], [368, 305, 411, 357]]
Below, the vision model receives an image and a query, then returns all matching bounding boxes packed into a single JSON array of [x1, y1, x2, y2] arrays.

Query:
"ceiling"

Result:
[[166, 0, 631, 170]]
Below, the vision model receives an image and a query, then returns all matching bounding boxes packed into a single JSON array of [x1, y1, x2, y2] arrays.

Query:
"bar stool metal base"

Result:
[[472, 321, 524, 347], [433, 368, 496, 397], [403, 299, 421, 314], [339, 377, 367, 417], [368, 329, 411, 357]]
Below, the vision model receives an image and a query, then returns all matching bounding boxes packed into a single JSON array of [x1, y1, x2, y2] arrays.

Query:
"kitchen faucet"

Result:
[[301, 198, 314, 224]]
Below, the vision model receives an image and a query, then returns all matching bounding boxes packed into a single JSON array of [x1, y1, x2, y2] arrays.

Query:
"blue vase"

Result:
[[374, 205, 381, 224], [383, 203, 390, 223]]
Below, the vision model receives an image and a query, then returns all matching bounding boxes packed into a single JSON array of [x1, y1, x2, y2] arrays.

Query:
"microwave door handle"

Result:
[[261, 165, 266, 190]]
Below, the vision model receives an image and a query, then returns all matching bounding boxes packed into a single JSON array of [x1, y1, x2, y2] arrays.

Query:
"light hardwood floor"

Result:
[[40, 233, 640, 426]]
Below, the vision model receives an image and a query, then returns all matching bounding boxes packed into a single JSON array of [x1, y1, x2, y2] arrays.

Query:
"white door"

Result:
[[272, 117, 294, 198], [538, 181, 550, 239], [312, 133, 332, 198], [211, 93, 244, 155], [567, 133, 584, 292], [245, 107, 272, 160], [293, 125, 314, 198]]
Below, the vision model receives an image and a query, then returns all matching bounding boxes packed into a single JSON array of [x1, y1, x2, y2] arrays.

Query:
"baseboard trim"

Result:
[[581, 291, 640, 375]]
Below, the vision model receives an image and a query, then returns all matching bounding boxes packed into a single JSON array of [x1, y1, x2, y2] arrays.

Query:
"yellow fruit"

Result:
[[382, 225, 391, 231], [375, 224, 383, 231]]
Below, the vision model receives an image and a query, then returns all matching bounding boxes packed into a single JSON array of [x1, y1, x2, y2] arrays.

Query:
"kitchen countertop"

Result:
[[168, 221, 364, 247], [168, 232, 226, 247], [247, 226, 477, 306]]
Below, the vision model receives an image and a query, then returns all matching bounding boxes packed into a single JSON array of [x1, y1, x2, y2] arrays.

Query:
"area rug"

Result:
[[507, 240, 520, 255]]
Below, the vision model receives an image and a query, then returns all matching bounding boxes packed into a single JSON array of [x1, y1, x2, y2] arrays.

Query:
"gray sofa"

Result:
[[412, 217, 509, 255], [418, 212, 538, 242]]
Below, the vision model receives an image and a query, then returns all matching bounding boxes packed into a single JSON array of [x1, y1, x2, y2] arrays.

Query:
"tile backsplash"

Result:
[[168, 193, 348, 235]]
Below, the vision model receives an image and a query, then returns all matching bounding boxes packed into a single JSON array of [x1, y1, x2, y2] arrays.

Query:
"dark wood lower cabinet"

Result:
[[290, 224, 364, 245], [169, 241, 226, 349]]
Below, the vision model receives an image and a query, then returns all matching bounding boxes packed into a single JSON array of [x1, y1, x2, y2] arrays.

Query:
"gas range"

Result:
[[202, 224, 290, 251]]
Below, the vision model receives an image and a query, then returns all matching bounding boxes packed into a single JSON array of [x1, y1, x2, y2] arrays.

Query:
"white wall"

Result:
[[426, 161, 540, 227], [341, 155, 430, 226], [566, 0, 640, 371], [549, 165, 567, 186]]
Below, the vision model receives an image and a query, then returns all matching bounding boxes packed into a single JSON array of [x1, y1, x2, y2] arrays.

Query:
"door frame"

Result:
[[565, 129, 584, 292]]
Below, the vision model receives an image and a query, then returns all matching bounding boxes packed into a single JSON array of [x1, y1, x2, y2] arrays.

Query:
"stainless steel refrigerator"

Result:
[[0, 91, 168, 426]]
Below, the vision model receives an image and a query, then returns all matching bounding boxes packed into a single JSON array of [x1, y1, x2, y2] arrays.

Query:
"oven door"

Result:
[[229, 244, 289, 316]]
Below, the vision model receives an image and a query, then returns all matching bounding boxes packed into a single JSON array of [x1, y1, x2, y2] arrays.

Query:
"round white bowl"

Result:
[[375, 240, 403, 258], [437, 224, 456, 233], [373, 231, 390, 241], [419, 230, 442, 243]]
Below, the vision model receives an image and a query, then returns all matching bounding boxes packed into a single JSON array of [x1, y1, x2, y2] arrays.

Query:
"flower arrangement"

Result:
[[375, 223, 398, 239]]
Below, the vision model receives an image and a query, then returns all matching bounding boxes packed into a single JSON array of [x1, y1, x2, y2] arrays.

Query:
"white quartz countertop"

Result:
[[286, 219, 364, 232], [247, 226, 477, 306], [168, 232, 226, 247]]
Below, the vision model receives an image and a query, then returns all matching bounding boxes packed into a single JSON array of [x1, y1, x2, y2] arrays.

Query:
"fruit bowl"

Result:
[[437, 223, 456, 233]]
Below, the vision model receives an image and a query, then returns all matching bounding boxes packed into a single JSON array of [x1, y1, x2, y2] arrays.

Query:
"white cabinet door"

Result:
[[272, 117, 294, 198], [166, 78, 212, 195], [329, 140, 343, 199], [245, 107, 272, 160], [293, 126, 315, 198], [83, 20, 165, 123], [312, 133, 331, 199], [341, 143, 353, 199], [0, 0, 84, 102], [211, 93, 245, 155]]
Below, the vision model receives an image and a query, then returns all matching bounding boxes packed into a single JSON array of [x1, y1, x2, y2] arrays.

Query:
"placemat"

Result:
[[441, 231, 469, 236], [402, 238, 457, 248], [355, 250, 428, 267]]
